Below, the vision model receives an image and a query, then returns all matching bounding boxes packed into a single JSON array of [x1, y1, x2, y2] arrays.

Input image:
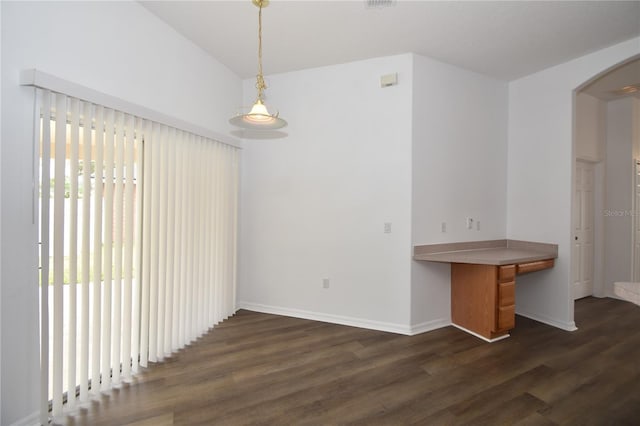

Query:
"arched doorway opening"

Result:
[[571, 54, 640, 306]]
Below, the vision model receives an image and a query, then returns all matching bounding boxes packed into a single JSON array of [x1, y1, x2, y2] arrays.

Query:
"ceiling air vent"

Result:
[[366, 0, 396, 8]]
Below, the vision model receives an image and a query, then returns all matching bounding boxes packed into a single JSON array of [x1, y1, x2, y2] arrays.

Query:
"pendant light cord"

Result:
[[256, 2, 267, 102]]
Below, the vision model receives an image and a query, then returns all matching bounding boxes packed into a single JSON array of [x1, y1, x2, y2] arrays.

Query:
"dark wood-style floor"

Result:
[[58, 297, 640, 426]]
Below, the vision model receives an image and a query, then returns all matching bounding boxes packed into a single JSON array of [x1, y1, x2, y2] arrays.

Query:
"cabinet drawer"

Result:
[[497, 305, 515, 331], [498, 281, 515, 307], [516, 259, 554, 275], [499, 265, 515, 281]]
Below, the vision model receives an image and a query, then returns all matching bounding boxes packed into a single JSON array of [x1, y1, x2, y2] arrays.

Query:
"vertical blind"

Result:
[[38, 89, 239, 421]]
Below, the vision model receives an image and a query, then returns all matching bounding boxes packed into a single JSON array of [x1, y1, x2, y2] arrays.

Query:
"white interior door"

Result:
[[573, 160, 595, 299]]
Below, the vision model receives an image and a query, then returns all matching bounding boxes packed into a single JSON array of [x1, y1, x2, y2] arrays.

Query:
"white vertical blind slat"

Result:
[[228, 147, 236, 318], [196, 137, 203, 335], [165, 127, 176, 355], [224, 147, 232, 319], [185, 135, 195, 343], [101, 108, 114, 390], [230, 148, 239, 317], [171, 131, 183, 349], [139, 119, 152, 368], [112, 111, 125, 385], [156, 125, 168, 360], [206, 142, 214, 324], [132, 117, 145, 373], [148, 122, 160, 362], [197, 138, 206, 334], [79, 101, 92, 402], [91, 105, 104, 394], [122, 113, 135, 379], [232, 148, 239, 314], [39, 89, 51, 426], [194, 136, 201, 337], [221, 147, 230, 319], [219, 146, 227, 321], [178, 134, 189, 348], [67, 97, 80, 408], [52, 93, 67, 416], [182, 136, 190, 344], [214, 144, 222, 322], [213, 145, 223, 322]]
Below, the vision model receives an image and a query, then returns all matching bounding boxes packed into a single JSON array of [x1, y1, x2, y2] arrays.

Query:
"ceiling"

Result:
[[141, 1, 640, 82]]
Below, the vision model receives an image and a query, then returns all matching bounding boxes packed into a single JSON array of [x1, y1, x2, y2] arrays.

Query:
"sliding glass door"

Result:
[[37, 89, 238, 420]]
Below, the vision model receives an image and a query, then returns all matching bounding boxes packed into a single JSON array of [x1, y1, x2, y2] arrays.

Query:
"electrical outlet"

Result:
[[476, 221, 481, 231], [322, 278, 330, 289], [441, 222, 447, 233], [384, 222, 392, 233], [466, 217, 473, 229]]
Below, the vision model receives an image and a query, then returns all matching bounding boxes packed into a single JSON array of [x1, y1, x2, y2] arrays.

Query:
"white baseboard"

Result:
[[9, 411, 40, 426], [451, 323, 510, 343], [409, 318, 451, 335], [237, 301, 449, 336], [516, 308, 578, 331]]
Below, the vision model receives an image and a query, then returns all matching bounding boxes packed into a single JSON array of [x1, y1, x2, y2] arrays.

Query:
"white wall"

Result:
[[603, 97, 638, 295], [238, 54, 414, 332], [593, 161, 606, 297], [575, 92, 605, 161], [1, 2, 241, 424], [237, 51, 508, 332], [0, 2, 3, 422], [410, 54, 508, 327], [507, 37, 640, 331]]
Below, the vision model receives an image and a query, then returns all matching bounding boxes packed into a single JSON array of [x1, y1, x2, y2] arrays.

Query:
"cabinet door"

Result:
[[451, 263, 498, 339], [498, 281, 515, 307], [497, 305, 515, 330], [495, 265, 516, 332]]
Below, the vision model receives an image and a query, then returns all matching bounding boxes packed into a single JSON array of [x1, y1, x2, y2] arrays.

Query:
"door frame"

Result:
[[632, 159, 640, 282]]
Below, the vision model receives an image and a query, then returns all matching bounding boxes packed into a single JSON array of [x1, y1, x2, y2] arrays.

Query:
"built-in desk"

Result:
[[414, 240, 558, 342]]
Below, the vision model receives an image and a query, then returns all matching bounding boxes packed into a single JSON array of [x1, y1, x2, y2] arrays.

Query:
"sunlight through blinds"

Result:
[[37, 88, 239, 422]]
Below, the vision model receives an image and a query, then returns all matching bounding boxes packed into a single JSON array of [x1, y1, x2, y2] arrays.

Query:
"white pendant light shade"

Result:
[[229, 0, 287, 131], [229, 99, 287, 130]]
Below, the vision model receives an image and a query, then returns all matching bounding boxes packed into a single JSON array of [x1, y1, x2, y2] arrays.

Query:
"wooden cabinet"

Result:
[[414, 240, 558, 342], [451, 260, 553, 341]]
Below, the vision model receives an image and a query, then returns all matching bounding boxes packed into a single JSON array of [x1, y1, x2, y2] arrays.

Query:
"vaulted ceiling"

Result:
[[141, 1, 640, 81]]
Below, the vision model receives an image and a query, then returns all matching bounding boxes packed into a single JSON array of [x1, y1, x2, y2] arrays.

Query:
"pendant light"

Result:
[[229, 0, 287, 130]]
